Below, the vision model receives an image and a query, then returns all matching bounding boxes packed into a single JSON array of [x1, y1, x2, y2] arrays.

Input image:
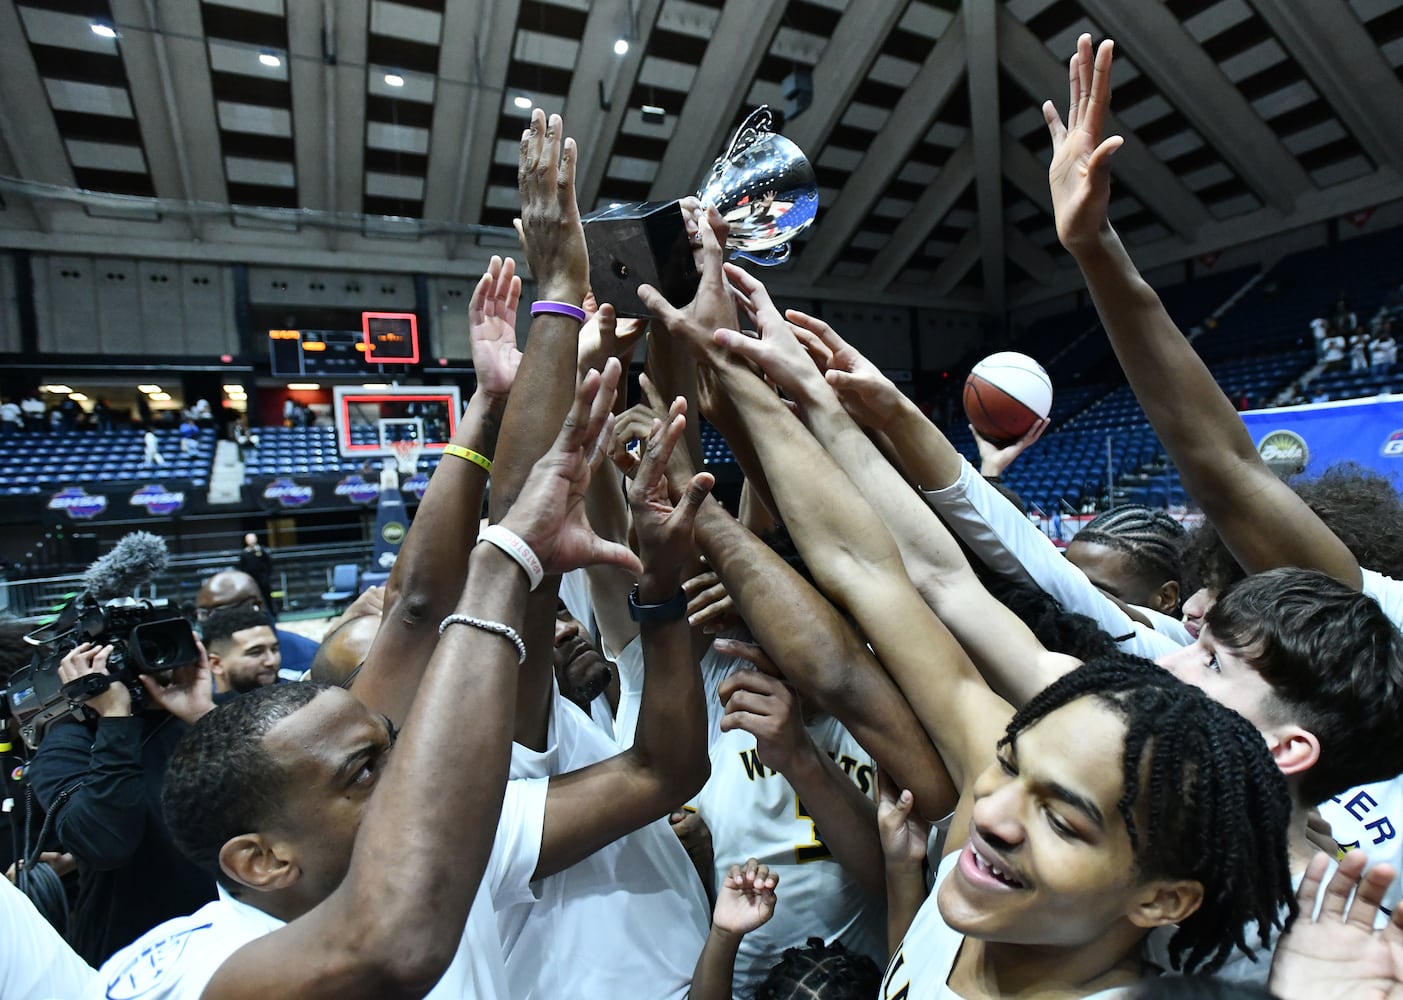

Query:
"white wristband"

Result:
[[478, 524, 545, 591]]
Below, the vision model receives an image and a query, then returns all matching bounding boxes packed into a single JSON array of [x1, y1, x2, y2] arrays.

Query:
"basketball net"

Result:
[[390, 439, 422, 477]]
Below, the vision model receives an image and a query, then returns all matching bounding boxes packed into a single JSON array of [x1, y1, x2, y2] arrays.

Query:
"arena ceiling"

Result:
[[1, 0, 1402, 314]]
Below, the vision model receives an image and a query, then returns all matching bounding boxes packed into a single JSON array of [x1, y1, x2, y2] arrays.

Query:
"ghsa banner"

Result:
[[1239, 395, 1403, 484]]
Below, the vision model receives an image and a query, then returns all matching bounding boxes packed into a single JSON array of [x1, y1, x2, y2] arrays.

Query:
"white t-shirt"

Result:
[[611, 633, 747, 750], [503, 684, 709, 999], [695, 713, 885, 995], [0, 877, 98, 999], [883, 852, 1130, 999], [918, 461, 1184, 661], [96, 778, 547, 999]]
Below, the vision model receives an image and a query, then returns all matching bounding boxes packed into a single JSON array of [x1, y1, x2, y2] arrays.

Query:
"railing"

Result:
[[0, 540, 374, 618]]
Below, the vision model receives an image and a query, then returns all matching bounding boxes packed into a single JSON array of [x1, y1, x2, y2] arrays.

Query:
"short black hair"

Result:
[[984, 576, 1119, 662], [163, 682, 331, 887], [1207, 566, 1403, 804], [201, 606, 275, 654], [1006, 654, 1296, 975], [753, 937, 882, 1000]]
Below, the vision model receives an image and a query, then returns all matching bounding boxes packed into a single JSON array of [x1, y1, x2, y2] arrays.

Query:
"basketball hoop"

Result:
[[390, 439, 422, 477]]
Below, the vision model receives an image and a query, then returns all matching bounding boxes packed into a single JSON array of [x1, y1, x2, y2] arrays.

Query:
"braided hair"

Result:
[[1071, 505, 1185, 605], [1004, 654, 1295, 976], [752, 937, 882, 1000]]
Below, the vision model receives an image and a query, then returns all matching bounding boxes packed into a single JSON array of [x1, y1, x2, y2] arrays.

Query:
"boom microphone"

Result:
[[81, 532, 170, 601]]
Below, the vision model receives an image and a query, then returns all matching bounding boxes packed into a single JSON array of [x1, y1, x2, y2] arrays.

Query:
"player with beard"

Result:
[[552, 600, 616, 714]]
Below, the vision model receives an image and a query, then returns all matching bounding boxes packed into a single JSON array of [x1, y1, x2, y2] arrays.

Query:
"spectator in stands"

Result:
[[1335, 295, 1357, 333], [94, 398, 116, 431], [1320, 328, 1347, 369], [0, 398, 20, 433], [1309, 314, 1328, 361], [1349, 331, 1369, 372], [1372, 326, 1397, 376], [196, 570, 318, 677], [142, 427, 166, 466], [20, 393, 45, 431], [190, 398, 213, 428], [237, 532, 275, 610], [282, 397, 296, 427], [202, 606, 281, 698], [178, 416, 198, 454], [28, 636, 216, 963]]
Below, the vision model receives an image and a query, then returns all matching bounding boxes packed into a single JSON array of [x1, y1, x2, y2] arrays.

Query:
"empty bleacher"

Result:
[[0, 428, 215, 496]]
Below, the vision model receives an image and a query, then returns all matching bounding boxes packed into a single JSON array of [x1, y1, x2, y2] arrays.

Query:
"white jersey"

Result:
[[918, 462, 1183, 661], [883, 852, 1129, 999], [96, 777, 547, 1000], [502, 682, 709, 999], [612, 634, 747, 750], [696, 713, 885, 996], [1, 877, 98, 1000]]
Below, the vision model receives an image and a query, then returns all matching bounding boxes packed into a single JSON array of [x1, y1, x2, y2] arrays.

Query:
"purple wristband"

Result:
[[530, 300, 588, 324]]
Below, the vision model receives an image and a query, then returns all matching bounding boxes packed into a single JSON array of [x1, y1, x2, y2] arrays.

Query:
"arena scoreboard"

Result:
[[268, 312, 421, 376]]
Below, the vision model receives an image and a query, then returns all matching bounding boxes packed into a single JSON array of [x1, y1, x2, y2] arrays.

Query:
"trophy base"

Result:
[[582, 200, 698, 318]]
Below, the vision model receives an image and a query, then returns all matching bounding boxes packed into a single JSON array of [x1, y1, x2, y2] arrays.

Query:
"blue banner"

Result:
[[1240, 395, 1403, 482]]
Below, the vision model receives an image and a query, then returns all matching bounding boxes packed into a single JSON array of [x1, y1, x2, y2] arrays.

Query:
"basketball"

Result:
[[963, 352, 1053, 445]]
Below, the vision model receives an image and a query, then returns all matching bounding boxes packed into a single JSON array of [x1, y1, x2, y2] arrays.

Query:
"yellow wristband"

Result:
[[443, 444, 492, 473]]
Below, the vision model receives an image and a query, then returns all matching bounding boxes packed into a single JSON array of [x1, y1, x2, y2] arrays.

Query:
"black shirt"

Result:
[[28, 713, 215, 964]]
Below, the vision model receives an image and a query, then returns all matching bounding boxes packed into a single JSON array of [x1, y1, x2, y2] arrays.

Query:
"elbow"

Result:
[[343, 921, 460, 997]]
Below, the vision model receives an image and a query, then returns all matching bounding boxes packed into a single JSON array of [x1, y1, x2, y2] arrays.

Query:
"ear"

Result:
[[219, 834, 300, 893], [1151, 579, 1180, 614], [1268, 727, 1321, 780], [1127, 878, 1204, 929]]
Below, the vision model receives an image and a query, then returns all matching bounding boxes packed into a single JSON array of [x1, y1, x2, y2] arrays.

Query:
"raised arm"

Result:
[[352, 255, 517, 724], [487, 109, 595, 749], [1046, 35, 1359, 587], [205, 368, 640, 1000], [716, 269, 1079, 710], [640, 224, 1009, 795], [532, 394, 715, 879]]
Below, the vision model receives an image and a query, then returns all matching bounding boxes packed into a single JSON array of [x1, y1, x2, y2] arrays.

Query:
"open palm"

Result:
[[469, 255, 523, 402], [1044, 34, 1125, 255]]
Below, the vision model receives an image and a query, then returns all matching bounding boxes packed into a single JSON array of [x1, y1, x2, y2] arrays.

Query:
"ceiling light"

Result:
[[513, 95, 533, 109], [43, 384, 72, 394], [68, 393, 89, 402], [222, 384, 244, 394], [613, 38, 629, 56], [609, 202, 623, 209], [641, 104, 665, 124], [287, 383, 321, 391], [259, 50, 281, 68], [149, 392, 172, 402], [384, 73, 404, 87], [138, 384, 162, 393], [361, 383, 392, 390], [91, 21, 117, 39]]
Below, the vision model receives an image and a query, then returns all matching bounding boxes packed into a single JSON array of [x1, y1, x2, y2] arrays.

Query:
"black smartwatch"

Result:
[[628, 584, 688, 623]]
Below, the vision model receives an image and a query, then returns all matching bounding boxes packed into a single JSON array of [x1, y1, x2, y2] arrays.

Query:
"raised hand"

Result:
[[638, 209, 738, 365], [712, 264, 828, 400], [717, 660, 811, 776], [973, 418, 1049, 477], [499, 358, 642, 576], [578, 302, 647, 376], [468, 255, 523, 406], [1269, 850, 1403, 1000], [782, 310, 907, 431], [516, 109, 589, 302], [140, 637, 215, 725], [625, 394, 715, 580], [1043, 34, 1124, 256], [877, 768, 929, 869], [58, 642, 129, 718], [712, 859, 780, 937]]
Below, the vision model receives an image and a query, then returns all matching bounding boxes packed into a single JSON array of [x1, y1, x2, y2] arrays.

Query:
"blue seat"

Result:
[[321, 563, 360, 610]]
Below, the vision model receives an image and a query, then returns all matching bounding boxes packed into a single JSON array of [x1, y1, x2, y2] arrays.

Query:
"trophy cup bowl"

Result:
[[582, 107, 818, 318]]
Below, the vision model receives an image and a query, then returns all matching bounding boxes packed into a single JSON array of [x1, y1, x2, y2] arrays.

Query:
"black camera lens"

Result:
[[128, 619, 200, 674]]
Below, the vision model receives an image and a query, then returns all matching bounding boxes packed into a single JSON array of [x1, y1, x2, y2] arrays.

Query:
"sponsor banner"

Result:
[[1239, 395, 1403, 481], [45, 482, 206, 521], [333, 475, 380, 506]]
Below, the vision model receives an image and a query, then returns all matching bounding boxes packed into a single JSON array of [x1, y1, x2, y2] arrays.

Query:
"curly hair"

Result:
[[1179, 462, 1403, 597], [752, 937, 882, 1000], [984, 576, 1118, 661], [1207, 567, 1403, 804], [1004, 654, 1296, 975], [163, 682, 331, 886]]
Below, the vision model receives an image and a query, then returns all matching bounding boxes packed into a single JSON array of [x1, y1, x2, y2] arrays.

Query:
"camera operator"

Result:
[[27, 637, 217, 964]]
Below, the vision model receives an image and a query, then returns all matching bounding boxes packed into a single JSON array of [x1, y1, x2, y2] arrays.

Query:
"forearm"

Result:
[[359, 390, 501, 722], [782, 743, 884, 898], [885, 393, 968, 493], [646, 323, 704, 472], [583, 464, 637, 658], [885, 862, 927, 954], [689, 927, 743, 1000], [341, 544, 524, 964]]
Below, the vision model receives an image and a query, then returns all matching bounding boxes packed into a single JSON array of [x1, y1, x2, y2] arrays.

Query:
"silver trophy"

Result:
[[582, 106, 818, 317]]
